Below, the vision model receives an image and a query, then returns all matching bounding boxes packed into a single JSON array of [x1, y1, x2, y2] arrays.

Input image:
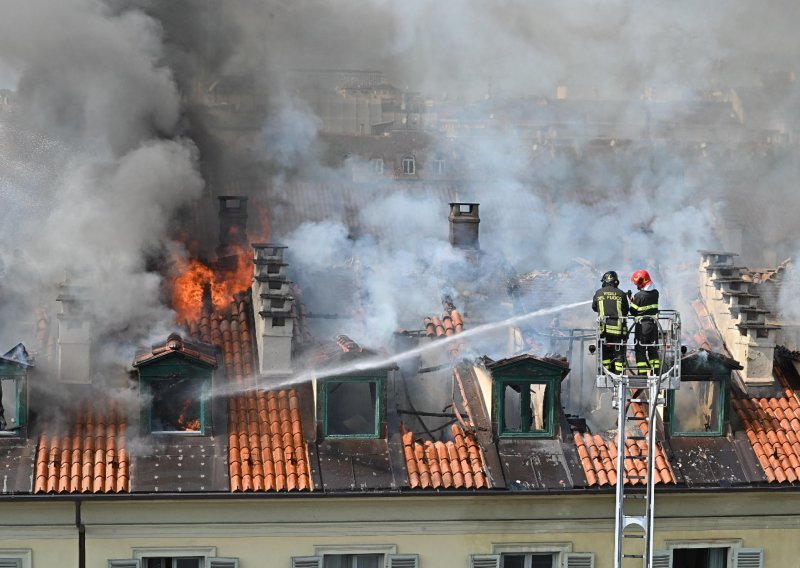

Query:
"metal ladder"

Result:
[[594, 311, 682, 568], [613, 374, 661, 567]]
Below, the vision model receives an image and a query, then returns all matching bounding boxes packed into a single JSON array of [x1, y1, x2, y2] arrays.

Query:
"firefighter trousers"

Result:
[[602, 333, 626, 374], [634, 318, 661, 375]]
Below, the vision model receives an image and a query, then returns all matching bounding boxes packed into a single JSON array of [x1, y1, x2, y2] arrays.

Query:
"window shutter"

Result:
[[651, 550, 672, 568], [292, 557, 323, 568], [0, 559, 22, 568], [388, 554, 419, 568], [108, 561, 141, 568], [564, 552, 594, 568], [208, 558, 239, 568], [470, 555, 500, 568], [733, 548, 764, 568]]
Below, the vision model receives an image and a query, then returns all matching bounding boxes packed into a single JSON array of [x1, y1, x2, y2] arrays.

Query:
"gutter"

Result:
[[0, 483, 798, 503]]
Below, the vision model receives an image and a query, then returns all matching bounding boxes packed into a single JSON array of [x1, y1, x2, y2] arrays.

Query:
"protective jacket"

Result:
[[592, 284, 629, 335], [630, 288, 659, 318]]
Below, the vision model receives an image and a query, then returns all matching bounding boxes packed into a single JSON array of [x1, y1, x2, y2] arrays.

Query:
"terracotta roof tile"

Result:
[[187, 291, 312, 493], [422, 309, 465, 338], [573, 403, 676, 487], [733, 394, 800, 484], [228, 388, 312, 492], [401, 425, 490, 489], [34, 401, 129, 494]]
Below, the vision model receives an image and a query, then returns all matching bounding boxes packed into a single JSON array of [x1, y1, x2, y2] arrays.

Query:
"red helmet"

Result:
[[631, 269, 652, 289]]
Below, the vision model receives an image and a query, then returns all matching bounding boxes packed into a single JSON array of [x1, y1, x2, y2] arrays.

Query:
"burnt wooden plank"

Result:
[[457, 365, 506, 489]]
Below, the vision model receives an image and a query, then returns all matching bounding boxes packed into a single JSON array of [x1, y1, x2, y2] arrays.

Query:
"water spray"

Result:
[[220, 299, 591, 396]]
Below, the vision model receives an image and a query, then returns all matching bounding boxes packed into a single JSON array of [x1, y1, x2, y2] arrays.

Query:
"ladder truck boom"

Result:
[[594, 310, 682, 568]]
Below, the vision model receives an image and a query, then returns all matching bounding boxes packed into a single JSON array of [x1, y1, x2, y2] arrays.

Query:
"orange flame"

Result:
[[170, 252, 254, 324], [169, 204, 271, 325], [177, 398, 201, 431]]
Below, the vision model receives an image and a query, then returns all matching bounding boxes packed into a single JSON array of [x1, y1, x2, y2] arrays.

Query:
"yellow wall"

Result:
[[2, 492, 800, 567]]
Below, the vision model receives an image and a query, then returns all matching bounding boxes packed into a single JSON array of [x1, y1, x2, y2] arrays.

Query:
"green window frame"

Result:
[[495, 377, 558, 438], [320, 376, 384, 438], [0, 366, 28, 436], [666, 378, 727, 437]]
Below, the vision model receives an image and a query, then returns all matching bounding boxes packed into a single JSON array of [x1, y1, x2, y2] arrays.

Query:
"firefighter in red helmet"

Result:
[[629, 269, 660, 375], [592, 270, 629, 374]]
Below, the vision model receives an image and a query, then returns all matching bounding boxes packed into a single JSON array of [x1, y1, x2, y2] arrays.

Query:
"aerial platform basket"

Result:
[[594, 310, 682, 390]]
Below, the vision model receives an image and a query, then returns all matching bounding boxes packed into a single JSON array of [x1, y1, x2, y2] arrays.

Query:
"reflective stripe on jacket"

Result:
[[630, 288, 659, 318], [592, 285, 629, 334]]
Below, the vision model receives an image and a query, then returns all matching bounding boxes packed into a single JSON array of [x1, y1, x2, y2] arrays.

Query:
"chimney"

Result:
[[217, 196, 248, 272], [449, 203, 480, 250], [698, 250, 778, 385], [56, 279, 93, 384], [251, 244, 294, 378]]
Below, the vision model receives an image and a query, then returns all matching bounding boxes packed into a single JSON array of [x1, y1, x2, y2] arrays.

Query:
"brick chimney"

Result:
[[449, 203, 480, 250], [699, 250, 778, 385], [217, 196, 248, 272], [252, 244, 294, 378], [56, 279, 92, 384]]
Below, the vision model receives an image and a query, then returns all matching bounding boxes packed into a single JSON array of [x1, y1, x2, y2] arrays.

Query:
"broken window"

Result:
[[323, 378, 381, 437], [669, 379, 724, 436], [401, 155, 416, 175], [499, 380, 552, 436], [148, 378, 205, 434]]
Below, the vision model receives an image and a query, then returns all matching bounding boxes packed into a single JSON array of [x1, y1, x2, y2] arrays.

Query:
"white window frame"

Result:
[[312, 544, 397, 567], [491, 542, 573, 567], [0, 549, 32, 568], [371, 158, 384, 175]]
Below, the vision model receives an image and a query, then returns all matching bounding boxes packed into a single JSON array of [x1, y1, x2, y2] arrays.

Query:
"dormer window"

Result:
[[499, 380, 552, 435], [668, 377, 726, 436], [133, 334, 217, 436], [487, 355, 569, 439], [320, 375, 384, 438], [667, 350, 737, 437], [0, 343, 32, 437]]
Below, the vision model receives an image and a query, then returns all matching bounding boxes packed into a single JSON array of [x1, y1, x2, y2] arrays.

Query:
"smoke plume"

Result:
[[3, 0, 800, 424]]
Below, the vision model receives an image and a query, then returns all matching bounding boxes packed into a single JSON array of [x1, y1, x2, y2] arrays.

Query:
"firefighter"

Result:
[[629, 269, 660, 376], [592, 270, 629, 374]]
